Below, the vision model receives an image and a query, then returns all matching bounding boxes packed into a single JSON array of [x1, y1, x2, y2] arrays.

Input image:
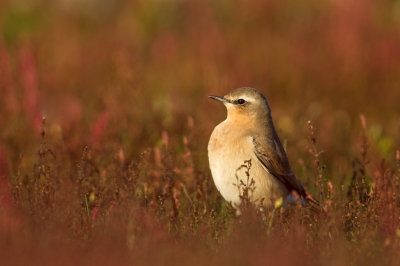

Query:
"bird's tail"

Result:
[[304, 191, 326, 214]]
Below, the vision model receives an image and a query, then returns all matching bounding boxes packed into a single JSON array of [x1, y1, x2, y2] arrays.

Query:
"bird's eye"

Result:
[[237, 99, 246, 105]]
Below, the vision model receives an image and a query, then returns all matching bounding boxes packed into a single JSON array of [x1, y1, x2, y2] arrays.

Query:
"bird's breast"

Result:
[[208, 122, 287, 208]]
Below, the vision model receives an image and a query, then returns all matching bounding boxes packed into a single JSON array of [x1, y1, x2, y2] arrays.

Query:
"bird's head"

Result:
[[209, 87, 271, 121]]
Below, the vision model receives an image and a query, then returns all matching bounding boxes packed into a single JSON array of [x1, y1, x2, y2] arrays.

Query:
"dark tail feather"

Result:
[[304, 191, 326, 214]]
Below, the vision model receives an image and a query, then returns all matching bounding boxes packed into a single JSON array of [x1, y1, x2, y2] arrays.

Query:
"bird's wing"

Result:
[[252, 136, 306, 196], [252, 136, 322, 211]]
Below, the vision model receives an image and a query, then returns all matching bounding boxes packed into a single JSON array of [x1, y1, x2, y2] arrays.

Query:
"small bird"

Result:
[[207, 87, 320, 212]]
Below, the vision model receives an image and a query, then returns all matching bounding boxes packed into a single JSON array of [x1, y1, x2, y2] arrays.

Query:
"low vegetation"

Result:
[[1, 0, 400, 265]]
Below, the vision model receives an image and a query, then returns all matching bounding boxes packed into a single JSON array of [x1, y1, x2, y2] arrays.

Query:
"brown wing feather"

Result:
[[252, 136, 306, 196], [252, 136, 322, 209]]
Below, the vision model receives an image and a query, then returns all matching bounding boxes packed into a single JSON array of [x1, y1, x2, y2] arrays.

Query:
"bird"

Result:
[[207, 87, 320, 213]]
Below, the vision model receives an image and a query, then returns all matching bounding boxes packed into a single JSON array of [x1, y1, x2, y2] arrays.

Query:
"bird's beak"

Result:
[[208, 95, 229, 103]]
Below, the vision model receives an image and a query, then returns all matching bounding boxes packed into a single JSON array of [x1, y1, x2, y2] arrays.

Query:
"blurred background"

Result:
[[1, 1, 400, 264], [1, 0, 400, 182]]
